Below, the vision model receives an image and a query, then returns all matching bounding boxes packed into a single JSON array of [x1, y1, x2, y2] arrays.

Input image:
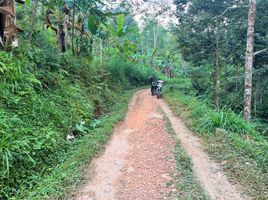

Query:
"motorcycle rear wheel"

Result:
[[156, 90, 161, 99]]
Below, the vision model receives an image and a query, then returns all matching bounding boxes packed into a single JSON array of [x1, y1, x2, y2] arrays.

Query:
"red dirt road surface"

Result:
[[75, 89, 248, 200]]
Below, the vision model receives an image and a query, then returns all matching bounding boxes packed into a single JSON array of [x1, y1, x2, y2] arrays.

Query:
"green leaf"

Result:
[[117, 15, 124, 35], [25, 0, 31, 6], [88, 16, 99, 35]]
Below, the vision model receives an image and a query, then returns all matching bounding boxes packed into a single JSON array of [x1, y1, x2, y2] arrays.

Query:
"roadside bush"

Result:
[[0, 55, 94, 198], [0, 38, 155, 199], [159, 75, 195, 95], [163, 88, 268, 171], [104, 58, 157, 89]]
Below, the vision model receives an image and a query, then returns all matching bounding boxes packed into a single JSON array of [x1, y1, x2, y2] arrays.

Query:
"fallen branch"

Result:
[[213, 5, 248, 19], [254, 48, 268, 56]]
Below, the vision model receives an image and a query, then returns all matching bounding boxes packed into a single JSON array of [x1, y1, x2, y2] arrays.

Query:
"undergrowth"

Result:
[[0, 30, 155, 199], [24, 90, 137, 200], [163, 84, 268, 200]]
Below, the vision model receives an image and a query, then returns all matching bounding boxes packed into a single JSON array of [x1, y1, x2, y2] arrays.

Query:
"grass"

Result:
[[163, 87, 268, 200], [0, 42, 154, 199], [14, 89, 137, 200], [160, 108, 209, 200]]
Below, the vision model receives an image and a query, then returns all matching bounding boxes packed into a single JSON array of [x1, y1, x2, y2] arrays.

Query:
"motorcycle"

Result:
[[151, 80, 164, 99]]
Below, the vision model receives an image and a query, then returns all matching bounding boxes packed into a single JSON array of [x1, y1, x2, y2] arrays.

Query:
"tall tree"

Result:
[[71, 0, 76, 55], [29, 0, 39, 40], [244, 0, 257, 121], [0, 0, 25, 49]]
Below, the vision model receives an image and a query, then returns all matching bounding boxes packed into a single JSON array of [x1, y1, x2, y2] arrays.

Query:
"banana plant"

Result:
[[104, 15, 138, 61], [106, 15, 136, 38]]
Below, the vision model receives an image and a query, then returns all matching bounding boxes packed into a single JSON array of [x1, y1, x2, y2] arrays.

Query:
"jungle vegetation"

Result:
[[0, 0, 267, 199]]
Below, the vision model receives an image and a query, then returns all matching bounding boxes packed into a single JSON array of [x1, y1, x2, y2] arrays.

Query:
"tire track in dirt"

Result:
[[75, 89, 248, 200], [158, 100, 249, 200]]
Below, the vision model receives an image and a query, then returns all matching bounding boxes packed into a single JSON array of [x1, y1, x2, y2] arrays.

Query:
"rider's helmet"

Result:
[[148, 75, 156, 81]]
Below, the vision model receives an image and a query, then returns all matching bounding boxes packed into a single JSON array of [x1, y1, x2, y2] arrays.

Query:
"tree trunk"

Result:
[[59, 13, 68, 53], [100, 38, 103, 63], [254, 86, 257, 117], [88, 38, 94, 60], [29, 0, 39, 40], [244, 0, 256, 122], [260, 86, 263, 104], [41, 0, 44, 30], [71, 0, 76, 55], [0, 0, 22, 49], [153, 25, 158, 50], [214, 24, 221, 109]]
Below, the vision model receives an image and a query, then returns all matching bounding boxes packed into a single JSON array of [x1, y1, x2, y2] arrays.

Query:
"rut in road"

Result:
[[75, 89, 248, 200]]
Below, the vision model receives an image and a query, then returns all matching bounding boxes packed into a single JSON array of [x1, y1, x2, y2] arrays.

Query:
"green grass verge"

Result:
[[14, 89, 137, 200], [160, 108, 209, 200], [0, 46, 153, 199], [163, 88, 268, 200]]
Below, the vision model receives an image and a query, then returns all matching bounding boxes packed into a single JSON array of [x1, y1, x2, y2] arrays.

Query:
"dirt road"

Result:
[[75, 89, 248, 200]]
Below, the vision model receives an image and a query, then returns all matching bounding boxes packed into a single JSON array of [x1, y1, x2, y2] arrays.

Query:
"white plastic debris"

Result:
[[66, 134, 75, 141]]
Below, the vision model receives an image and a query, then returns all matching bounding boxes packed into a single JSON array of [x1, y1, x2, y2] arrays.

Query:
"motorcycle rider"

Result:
[[148, 76, 158, 95]]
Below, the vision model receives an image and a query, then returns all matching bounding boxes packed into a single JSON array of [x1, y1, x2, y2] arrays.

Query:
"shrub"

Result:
[[0, 37, 156, 199], [163, 88, 268, 171]]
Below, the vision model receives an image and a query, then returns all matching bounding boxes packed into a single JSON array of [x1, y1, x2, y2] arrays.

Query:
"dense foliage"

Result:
[[173, 0, 268, 123], [0, 0, 267, 199], [0, 1, 157, 198], [0, 32, 155, 198]]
